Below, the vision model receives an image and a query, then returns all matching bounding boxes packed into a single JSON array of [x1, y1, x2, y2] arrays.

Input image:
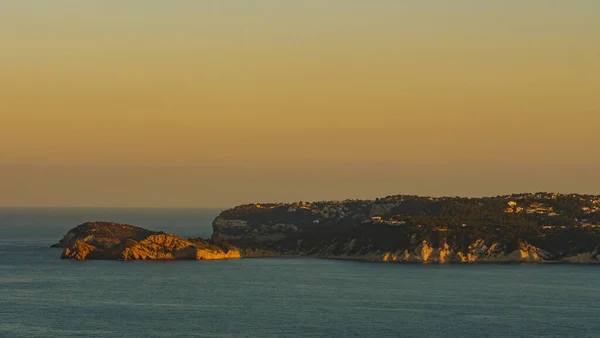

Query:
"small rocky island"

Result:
[[56, 193, 600, 263], [53, 222, 240, 260]]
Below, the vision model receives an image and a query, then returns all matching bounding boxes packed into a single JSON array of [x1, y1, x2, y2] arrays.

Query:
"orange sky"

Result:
[[1, 1, 599, 207]]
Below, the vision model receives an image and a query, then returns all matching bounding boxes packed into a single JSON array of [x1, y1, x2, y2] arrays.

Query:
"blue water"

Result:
[[1, 208, 600, 337]]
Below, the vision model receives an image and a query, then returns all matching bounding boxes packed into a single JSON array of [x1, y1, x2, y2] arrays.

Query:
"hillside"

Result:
[[212, 193, 600, 263]]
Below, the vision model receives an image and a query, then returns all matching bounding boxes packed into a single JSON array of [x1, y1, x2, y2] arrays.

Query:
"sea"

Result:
[[1, 208, 600, 338]]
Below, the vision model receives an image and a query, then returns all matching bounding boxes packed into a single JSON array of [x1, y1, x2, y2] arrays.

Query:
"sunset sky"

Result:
[[1, 1, 599, 207]]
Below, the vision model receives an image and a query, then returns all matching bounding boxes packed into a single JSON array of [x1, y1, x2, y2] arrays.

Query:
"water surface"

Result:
[[1, 208, 599, 337]]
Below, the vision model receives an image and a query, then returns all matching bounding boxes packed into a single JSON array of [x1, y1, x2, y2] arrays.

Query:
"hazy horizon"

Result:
[[2, 1, 599, 207], [3, 188, 600, 209]]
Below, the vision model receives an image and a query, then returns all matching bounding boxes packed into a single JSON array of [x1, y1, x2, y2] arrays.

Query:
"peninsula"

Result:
[[56, 193, 600, 263]]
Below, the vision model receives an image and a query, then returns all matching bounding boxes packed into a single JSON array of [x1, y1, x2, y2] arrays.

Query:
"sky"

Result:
[[1, 1, 600, 207]]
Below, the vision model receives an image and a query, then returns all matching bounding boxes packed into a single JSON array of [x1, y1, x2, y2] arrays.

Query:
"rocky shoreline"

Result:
[[209, 193, 600, 264], [53, 222, 600, 263], [55, 193, 600, 263], [54, 224, 600, 263], [53, 222, 240, 261], [227, 244, 600, 264]]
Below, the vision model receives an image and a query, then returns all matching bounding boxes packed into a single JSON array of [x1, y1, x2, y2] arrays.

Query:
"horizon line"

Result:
[[1, 191, 599, 209]]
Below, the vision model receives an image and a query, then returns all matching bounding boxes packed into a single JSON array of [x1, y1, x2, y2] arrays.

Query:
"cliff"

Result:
[[53, 193, 600, 263], [55, 222, 240, 261], [211, 193, 600, 263]]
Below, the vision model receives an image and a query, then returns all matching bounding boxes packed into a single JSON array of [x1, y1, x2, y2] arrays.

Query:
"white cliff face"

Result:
[[518, 242, 550, 262], [383, 241, 456, 263], [561, 249, 599, 263], [438, 243, 453, 263], [382, 240, 553, 264]]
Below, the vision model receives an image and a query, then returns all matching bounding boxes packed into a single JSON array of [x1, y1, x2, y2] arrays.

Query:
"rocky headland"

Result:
[[53, 222, 240, 261], [55, 193, 600, 263], [211, 193, 600, 264]]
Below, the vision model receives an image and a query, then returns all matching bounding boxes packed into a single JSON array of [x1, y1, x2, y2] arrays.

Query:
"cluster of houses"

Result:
[[542, 222, 600, 230], [285, 201, 313, 213], [309, 203, 349, 220], [365, 216, 407, 226], [582, 205, 600, 214], [254, 203, 281, 210], [502, 199, 600, 230], [282, 200, 355, 220], [504, 199, 600, 218], [505, 201, 558, 216], [508, 193, 567, 200], [576, 222, 599, 229], [251, 194, 600, 230]]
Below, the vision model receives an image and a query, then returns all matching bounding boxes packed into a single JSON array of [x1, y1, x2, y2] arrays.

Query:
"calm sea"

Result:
[[1, 208, 599, 338]]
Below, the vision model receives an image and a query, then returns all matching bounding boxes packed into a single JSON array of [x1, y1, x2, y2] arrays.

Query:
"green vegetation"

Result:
[[214, 193, 600, 259]]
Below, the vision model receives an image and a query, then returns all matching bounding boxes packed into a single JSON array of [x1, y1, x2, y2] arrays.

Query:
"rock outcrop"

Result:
[[61, 240, 97, 260], [381, 240, 555, 263], [53, 192, 600, 264], [55, 222, 240, 261]]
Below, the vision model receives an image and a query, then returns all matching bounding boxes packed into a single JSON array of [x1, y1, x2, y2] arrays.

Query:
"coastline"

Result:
[[50, 246, 600, 264]]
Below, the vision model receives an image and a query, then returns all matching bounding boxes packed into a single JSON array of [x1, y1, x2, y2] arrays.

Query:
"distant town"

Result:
[[242, 193, 600, 231]]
